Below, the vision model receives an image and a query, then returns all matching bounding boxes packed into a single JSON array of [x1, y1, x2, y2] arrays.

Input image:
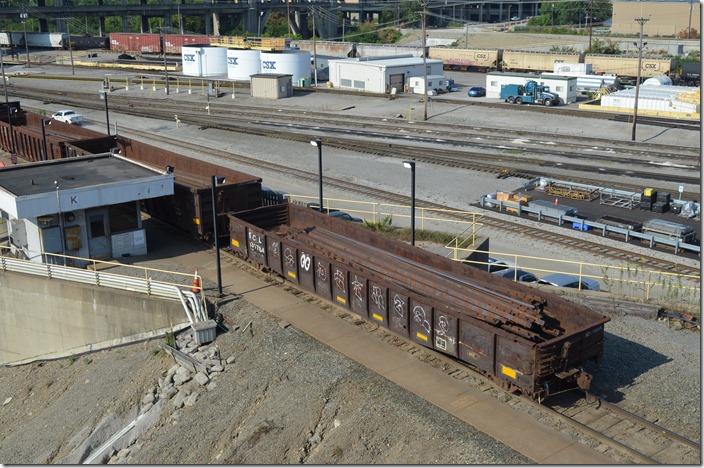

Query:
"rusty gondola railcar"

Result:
[[227, 203, 610, 401]]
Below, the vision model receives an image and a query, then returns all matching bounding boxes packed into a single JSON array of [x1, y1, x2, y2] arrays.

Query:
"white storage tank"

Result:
[[182, 46, 227, 77], [227, 49, 261, 81], [643, 75, 673, 86], [260, 50, 311, 83]]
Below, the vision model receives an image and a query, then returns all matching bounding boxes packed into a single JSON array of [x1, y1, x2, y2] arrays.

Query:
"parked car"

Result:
[[492, 268, 538, 283], [538, 273, 600, 291], [329, 211, 363, 223], [467, 86, 486, 97], [486, 256, 515, 273], [51, 109, 84, 125]]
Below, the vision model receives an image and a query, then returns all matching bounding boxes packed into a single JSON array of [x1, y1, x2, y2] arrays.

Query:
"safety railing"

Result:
[[449, 247, 700, 308], [0, 246, 205, 307]]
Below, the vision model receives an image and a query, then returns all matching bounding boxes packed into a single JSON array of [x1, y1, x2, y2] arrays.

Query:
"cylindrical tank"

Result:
[[643, 75, 673, 86], [227, 49, 261, 81], [260, 50, 311, 83], [182, 46, 227, 77]]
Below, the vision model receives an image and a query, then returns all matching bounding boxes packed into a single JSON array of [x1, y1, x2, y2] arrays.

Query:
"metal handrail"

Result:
[[0, 246, 205, 306]]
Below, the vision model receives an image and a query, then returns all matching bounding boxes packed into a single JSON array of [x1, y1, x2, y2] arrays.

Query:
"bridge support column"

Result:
[[212, 12, 220, 36], [204, 12, 213, 35]]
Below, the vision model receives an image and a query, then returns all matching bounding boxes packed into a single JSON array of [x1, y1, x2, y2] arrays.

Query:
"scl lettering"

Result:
[[228, 57, 239, 65], [184, 54, 195, 62], [262, 61, 277, 70]]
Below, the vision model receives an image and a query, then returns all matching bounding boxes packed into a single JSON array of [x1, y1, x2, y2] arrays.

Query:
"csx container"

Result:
[[227, 49, 262, 80], [502, 50, 584, 73], [584, 54, 675, 78], [182, 46, 228, 77], [428, 47, 500, 71], [260, 50, 311, 83], [110, 33, 162, 54], [228, 203, 609, 401]]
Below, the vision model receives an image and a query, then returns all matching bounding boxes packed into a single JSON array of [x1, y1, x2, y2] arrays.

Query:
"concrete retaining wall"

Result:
[[0, 271, 190, 365]]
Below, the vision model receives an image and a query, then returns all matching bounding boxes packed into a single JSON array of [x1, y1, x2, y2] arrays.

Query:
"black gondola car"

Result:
[[227, 203, 610, 401]]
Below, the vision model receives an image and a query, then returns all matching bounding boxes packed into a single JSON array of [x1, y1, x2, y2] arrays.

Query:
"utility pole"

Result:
[[687, 0, 693, 39], [588, 0, 593, 51], [631, 17, 649, 142], [422, 0, 427, 121]]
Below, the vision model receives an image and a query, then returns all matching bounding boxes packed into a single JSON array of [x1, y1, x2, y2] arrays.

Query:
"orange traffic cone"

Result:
[[554, 198, 559, 206], [192, 268, 201, 293]]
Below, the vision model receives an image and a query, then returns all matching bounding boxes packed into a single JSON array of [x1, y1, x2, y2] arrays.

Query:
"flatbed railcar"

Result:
[[227, 203, 610, 401]]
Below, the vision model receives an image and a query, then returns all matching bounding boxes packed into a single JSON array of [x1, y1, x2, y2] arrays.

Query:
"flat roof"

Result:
[[333, 57, 443, 68], [0, 154, 165, 196]]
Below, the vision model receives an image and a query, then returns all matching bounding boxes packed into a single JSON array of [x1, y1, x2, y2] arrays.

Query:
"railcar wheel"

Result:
[[515, 97, 523, 104]]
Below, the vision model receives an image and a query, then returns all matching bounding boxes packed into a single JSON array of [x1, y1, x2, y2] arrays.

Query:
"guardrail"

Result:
[[480, 196, 700, 255], [0, 247, 204, 305]]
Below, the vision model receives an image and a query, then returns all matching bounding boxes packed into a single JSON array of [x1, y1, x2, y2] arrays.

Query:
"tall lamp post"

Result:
[[159, 30, 170, 95], [41, 118, 51, 160], [1, 47, 15, 153], [631, 17, 649, 142], [20, 12, 29, 68], [421, 0, 428, 121], [99, 88, 110, 135], [402, 160, 416, 246], [211, 175, 226, 296], [310, 138, 323, 211]]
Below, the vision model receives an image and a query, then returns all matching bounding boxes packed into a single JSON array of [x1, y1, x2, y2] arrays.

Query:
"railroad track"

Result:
[[223, 249, 701, 465], [545, 392, 701, 464], [12, 82, 700, 164], [14, 83, 700, 195], [120, 126, 699, 275]]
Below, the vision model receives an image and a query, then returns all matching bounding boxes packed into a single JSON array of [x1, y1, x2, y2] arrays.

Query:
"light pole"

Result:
[[160, 31, 169, 95], [421, 1, 428, 121], [99, 89, 110, 135], [258, 11, 264, 36], [211, 175, 226, 296], [310, 138, 323, 211], [20, 12, 29, 68], [65, 19, 75, 75], [631, 17, 649, 142], [41, 118, 51, 160], [402, 160, 416, 246], [0, 47, 15, 153]]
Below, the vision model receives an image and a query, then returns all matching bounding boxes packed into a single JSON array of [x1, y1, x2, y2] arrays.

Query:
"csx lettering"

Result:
[[476, 53, 487, 59], [228, 57, 239, 65], [184, 54, 195, 62], [262, 61, 277, 70], [644, 63, 657, 69]]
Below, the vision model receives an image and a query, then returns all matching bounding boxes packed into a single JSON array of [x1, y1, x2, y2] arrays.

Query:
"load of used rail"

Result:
[[230, 203, 605, 343]]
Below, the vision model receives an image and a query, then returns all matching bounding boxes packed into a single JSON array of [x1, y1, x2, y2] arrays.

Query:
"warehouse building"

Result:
[[328, 56, 444, 94], [486, 72, 578, 104], [611, 0, 700, 37]]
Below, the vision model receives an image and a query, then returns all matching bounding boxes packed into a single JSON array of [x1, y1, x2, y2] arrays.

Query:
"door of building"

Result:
[[389, 73, 405, 93], [87, 208, 111, 259]]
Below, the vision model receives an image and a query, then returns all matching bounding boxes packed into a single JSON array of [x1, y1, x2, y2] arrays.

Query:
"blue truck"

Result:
[[499, 80, 560, 106]]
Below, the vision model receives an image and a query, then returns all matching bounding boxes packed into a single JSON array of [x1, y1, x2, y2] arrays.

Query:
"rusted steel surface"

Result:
[[228, 203, 610, 399]]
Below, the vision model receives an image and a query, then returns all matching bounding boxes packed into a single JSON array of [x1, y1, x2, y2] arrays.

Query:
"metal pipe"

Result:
[[211, 175, 225, 296], [41, 119, 48, 160]]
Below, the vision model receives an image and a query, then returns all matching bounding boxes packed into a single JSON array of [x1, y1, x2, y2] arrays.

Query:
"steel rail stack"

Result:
[[228, 203, 610, 401]]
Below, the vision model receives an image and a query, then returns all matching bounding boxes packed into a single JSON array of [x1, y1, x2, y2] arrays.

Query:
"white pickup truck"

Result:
[[51, 109, 84, 125]]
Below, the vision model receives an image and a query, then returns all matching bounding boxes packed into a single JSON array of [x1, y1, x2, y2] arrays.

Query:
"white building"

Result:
[[0, 153, 174, 266], [486, 72, 578, 104], [328, 57, 444, 94]]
